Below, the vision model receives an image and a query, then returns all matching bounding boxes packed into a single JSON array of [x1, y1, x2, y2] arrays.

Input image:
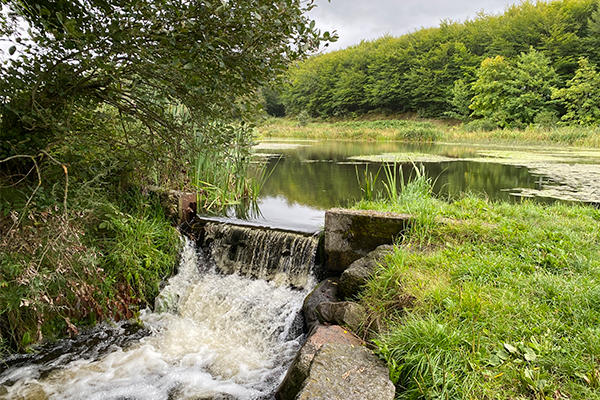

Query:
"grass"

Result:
[[258, 117, 443, 142], [354, 177, 600, 399], [0, 178, 180, 352], [355, 164, 440, 245], [258, 117, 600, 147]]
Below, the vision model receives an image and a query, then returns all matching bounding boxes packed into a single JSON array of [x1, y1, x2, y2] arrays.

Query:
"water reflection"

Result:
[[220, 140, 558, 232]]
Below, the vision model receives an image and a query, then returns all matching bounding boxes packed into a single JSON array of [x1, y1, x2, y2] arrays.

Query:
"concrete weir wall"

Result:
[[324, 208, 412, 272], [162, 199, 410, 399]]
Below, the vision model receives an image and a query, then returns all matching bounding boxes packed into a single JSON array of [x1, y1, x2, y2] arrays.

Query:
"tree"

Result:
[[585, 0, 600, 64], [552, 57, 600, 125], [405, 41, 480, 117], [447, 78, 475, 120], [470, 49, 559, 127], [0, 0, 335, 177]]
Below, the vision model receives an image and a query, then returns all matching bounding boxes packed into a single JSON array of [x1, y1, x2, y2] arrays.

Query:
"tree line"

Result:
[[272, 0, 600, 128]]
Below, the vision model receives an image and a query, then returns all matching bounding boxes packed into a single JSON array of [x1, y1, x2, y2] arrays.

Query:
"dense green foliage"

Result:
[[552, 57, 600, 125], [280, 0, 600, 128], [0, 0, 333, 177], [355, 177, 600, 399], [470, 50, 559, 128]]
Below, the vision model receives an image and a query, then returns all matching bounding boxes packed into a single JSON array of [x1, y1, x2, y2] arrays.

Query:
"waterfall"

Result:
[[201, 222, 319, 289], [0, 236, 316, 400]]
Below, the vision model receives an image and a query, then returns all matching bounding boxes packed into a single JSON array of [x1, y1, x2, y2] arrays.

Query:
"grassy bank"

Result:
[[258, 117, 600, 147], [353, 175, 600, 399], [0, 180, 180, 352]]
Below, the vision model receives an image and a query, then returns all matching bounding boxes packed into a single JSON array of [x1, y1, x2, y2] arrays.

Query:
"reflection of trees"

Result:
[[260, 147, 544, 209], [427, 162, 540, 202], [261, 157, 363, 208]]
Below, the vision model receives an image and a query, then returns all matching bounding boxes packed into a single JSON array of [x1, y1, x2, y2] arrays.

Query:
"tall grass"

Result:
[[258, 118, 442, 142], [258, 117, 600, 147], [97, 191, 180, 306], [192, 124, 256, 211], [0, 181, 180, 351], [355, 164, 382, 201], [355, 162, 439, 244], [359, 195, 600, 399]]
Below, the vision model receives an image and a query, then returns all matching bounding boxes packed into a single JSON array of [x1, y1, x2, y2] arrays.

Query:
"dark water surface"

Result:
[[218, 140, 556, 232]]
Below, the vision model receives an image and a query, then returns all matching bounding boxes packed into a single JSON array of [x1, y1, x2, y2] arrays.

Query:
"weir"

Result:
[[0, 225, 320, 400], [200, 222, 319, 289]]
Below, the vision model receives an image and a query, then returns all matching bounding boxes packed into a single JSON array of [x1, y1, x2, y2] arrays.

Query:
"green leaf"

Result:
[[524, 348, 537, 362], [497, 348, 510, 360], [8, 45, 16, 55], [488, 354, 502, 366], [504, 343, 518, 354]]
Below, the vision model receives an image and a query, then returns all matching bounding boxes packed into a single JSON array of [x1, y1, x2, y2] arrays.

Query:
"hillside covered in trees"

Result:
[[274, 0, 600, 128]]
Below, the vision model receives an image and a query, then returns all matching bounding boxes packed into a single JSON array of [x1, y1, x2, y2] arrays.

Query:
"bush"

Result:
[[462, 119, 499, 132], [533, 110, 559, 130], [296, 110, 310, 127]]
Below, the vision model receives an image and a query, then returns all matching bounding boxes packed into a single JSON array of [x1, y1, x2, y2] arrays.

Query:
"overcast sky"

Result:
[[308, 0, 524, 51]]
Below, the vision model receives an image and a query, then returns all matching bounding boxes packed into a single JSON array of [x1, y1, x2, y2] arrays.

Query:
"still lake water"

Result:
[[215, 139, 557, 232]]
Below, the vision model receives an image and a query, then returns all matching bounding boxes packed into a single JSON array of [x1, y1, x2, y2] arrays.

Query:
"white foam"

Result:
[[0, 238, 312, 400]]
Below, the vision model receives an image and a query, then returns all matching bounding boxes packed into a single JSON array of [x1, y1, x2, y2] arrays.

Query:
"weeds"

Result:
[[0, 172, 179, 351]]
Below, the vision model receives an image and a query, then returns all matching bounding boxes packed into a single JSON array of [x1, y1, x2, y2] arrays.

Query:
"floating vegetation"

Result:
[[347, 146, 600, 204], [349, 153, 459, 164]]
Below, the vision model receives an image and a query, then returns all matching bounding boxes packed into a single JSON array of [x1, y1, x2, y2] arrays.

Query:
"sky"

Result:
[[307, 0, 525, 51]]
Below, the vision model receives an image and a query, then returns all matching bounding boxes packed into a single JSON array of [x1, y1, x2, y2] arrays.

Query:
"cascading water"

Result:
[[0, 228, 318, 400], [201, 222, 319, 288]]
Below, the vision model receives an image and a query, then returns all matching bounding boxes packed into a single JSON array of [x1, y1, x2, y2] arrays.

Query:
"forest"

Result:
[[272, 0, 600, 128]]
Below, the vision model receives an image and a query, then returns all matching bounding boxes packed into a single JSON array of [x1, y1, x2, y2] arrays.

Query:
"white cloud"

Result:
[[308, 0, 523, 51]]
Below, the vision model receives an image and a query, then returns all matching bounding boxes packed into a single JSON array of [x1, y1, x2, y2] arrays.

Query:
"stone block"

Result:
[[294, 342, 395, 400], [324, 208, 411, 272], [302, 278, 340, 331], [338, 245, 394, 299], [315, 301, 366, 333], [275, 325, 363, 400]]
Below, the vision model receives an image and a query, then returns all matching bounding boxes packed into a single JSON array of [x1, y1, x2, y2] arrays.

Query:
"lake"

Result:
[[209, 139, 600, 232]]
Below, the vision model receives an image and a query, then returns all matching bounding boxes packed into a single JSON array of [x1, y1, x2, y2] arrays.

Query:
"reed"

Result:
[[258, 117, 600, 147]]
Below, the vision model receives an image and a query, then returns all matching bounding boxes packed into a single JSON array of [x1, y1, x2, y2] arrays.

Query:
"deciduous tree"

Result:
[[552, 57, 600, 125], [0, 0, 335, 176], [470, 49, 558, 127]]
